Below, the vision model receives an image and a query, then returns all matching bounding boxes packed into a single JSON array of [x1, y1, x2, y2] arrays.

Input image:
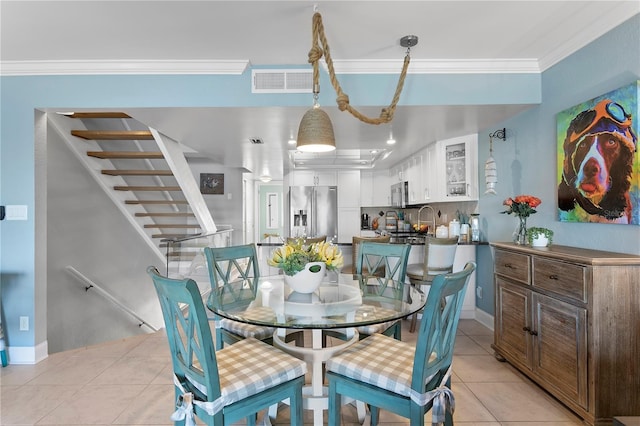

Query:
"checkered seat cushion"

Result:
[[326, 333, 436, 397], [218, 307, 276, 340], [215, 338, 306, 406], [353, 306, 399, 336], [355, 320, 398, 335], [181, 337, 307, 416]]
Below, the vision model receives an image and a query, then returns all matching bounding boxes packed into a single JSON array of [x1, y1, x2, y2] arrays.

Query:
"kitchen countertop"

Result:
[[256, 239, 487, 247]]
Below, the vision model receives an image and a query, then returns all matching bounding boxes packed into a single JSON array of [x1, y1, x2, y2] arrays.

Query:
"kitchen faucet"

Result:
[[417, 205, 436, 236]]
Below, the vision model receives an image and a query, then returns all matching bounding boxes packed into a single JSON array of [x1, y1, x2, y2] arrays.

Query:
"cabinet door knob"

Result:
[[505, 263, 514, 269], [549, 274, 559, 280], [522, 326, 531, 332], [530, 330, 538, 336]]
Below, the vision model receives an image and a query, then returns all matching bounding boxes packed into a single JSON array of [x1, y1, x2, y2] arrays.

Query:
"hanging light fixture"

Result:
[[297, 9, 417, 153]]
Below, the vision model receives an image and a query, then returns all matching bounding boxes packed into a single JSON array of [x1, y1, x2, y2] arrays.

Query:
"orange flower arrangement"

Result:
[[501, 195, 541, 218]]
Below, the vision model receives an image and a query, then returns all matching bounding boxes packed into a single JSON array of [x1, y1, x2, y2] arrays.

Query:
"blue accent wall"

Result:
[[474, 14, 640, 315]]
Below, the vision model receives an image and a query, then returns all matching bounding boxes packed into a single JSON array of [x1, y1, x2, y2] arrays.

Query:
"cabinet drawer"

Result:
[[495, 250, 530, 284], [533, 257, 587, 303]]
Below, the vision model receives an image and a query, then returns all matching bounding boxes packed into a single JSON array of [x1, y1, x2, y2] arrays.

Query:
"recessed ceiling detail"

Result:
[[289, 149, 389, 169]]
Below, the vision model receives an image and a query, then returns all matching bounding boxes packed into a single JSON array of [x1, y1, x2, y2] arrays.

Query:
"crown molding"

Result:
[[0, 59, 250, 76], [325, 59, 541, 74]]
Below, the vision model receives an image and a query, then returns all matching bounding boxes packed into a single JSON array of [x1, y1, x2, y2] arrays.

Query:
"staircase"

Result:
[[49, 111, 229, 279]]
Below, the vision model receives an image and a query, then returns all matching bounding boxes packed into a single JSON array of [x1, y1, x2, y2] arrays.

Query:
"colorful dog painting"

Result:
[[557, 81, 639, 225]]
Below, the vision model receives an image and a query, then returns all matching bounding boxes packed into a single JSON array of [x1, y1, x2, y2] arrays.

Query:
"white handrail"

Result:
[[65, 266, 159, 332]]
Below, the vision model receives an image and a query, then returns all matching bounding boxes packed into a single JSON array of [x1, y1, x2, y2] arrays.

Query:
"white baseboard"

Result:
[[7, 340, 48, 364], [460, 309, 476, 319], [474, 308, 494, 331]]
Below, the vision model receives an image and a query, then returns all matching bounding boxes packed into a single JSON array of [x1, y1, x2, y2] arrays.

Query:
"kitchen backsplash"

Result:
[[361, 200, 479, 230]]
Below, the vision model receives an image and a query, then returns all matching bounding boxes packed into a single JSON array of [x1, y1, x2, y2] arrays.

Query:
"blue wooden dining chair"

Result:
[[204, 244, 270, 350], [324, 242, 411, 344], [147, 266, 306, 426], [355, 241, 411, 340], [204, 244, 303, 350], [326, 262, 476, 426]]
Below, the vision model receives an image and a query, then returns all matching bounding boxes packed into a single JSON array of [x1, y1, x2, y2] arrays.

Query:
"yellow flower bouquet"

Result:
[[268, 239, 344, 276]]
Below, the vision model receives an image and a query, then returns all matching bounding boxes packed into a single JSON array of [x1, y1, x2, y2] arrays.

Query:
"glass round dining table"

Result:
[[206, 273, 426, 426]]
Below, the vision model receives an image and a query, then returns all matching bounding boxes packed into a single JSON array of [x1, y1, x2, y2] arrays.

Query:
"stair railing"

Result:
[[65, 266, 159, 332], [164, 226, 234, 279]]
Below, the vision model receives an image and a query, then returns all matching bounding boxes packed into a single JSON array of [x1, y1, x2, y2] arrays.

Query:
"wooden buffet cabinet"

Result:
[[490, 242, 640, 425]]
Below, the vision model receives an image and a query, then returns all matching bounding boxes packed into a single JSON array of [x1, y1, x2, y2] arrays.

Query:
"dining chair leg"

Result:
[[409, 312, 418, 333], [247, 413, 256, 426], [328, 380, 341, 426], [370, 404, 380, 426]]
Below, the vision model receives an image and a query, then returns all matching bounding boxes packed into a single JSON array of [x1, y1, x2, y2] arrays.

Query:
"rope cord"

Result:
[[309, 12, 410, 125]]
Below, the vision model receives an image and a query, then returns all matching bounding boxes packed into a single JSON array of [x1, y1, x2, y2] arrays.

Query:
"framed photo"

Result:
[[557, 80, 639, 225], [200, 173, 224, 195]]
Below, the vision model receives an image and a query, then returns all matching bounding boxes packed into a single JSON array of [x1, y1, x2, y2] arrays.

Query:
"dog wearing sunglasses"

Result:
[[558, 99, 637, 224]]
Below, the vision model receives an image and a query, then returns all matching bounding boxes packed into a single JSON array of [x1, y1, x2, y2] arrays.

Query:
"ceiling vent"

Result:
[[252, 69, 313, 93]]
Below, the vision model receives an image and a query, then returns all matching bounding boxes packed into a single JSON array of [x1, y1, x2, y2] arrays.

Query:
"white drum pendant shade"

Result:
[[296, 107, 336, 152]]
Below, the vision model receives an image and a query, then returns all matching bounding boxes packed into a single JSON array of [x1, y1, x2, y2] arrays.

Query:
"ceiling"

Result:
[[3, 1, 639, 179]]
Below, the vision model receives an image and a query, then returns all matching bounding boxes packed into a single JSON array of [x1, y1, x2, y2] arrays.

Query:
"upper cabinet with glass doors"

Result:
[[437, 134, 478, 201]]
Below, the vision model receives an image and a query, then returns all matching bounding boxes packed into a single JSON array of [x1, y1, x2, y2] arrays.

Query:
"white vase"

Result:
[[284, 262, 326, 293], [531, 234, 549, 247]]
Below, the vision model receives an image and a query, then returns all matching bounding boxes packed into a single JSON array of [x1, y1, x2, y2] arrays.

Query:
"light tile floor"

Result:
[[0, 319, 584, 425]]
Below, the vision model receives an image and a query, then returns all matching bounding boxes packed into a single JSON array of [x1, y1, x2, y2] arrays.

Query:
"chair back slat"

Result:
[[411, 262, 476, 392], [147, 266, 222, 402], [204, 244, 260, 308], [356, 242, 411, 282]]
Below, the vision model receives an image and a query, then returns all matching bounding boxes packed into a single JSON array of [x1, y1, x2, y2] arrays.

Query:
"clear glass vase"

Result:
[[513, 216, 527, 245]]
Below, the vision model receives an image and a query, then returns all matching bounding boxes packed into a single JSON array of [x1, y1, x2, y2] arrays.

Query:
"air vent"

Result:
[[252, 69, 312, 93], [249, 138, 264, 144]]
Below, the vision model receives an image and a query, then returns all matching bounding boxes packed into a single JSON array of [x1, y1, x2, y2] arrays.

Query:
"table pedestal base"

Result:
[[273, 329, 360, 426]]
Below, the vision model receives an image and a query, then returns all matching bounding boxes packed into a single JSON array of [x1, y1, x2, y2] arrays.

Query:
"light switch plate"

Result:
[[6, 205, 28, 220]]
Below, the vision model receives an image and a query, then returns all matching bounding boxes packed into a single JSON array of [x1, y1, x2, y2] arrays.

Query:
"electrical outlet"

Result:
[[476, 286, 483, 299], [19, 316, 29, 331]]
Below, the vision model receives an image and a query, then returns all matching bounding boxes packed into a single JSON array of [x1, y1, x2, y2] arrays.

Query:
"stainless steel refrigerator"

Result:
[[289, 186, 338, 241]]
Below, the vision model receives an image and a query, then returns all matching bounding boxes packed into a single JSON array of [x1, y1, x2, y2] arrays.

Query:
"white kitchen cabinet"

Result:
[[389, 165, 403, 183], [361, 169, 391, 207], [360, 171, 374, 207], [289, 170, 337, 186], [337, 170, 360, 207], [437, 134, 478, 201], [372, 169, 391, 206], [406, 154, 422, 204], [421, 143, 440, 202], [337, 207, 360, 244]]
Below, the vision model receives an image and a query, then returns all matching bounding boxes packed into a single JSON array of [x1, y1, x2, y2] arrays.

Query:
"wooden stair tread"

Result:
[[67, 112, 131, 119], [72, 130, 153, 140], [152, 233, 201, 239], [114, 186, 181, 191], [125, 200, 188, 205], [135, 212, 194, 217], [166, 252, 198, 258], [87, 151, 163, 159], [102, 169, 173, 176], [144, 224, 201, 229]]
